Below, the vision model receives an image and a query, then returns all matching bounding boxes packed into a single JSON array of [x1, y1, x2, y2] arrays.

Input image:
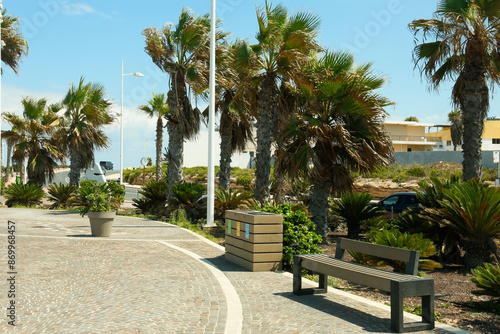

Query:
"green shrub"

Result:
[[133, 180, 168, 216], [4, 183, 45, 207], [258, 203, 322, 270], [365, 228, 442, 272], [407, 166, 425, 177], [75, 180, 125, 216], [1, 179, 5, 193], [236, 174, 253, 191], [46, 183, 77, 209], [470, 263, 500, 298]]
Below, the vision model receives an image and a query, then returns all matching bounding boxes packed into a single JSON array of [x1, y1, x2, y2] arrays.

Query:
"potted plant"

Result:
[[76, 180, 125, 237]]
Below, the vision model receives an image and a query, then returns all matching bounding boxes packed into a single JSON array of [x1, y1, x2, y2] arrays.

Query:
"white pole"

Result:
[[206, 0, 216, 227], [120, 61, 124, 185]]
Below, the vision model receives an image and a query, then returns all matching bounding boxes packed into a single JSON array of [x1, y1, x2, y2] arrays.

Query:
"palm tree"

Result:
[[2, 113, 27, 182], [331, 192, 385, 239], [216, 40, 255, 190], [60, 77, 114, 186], [409, 0, 500, 180], [6, 98, 62, 186], [236, 1, 321, 203], [277, 51, 393, 238], [448, 110, 463, 151], [1, 8, 28, 74], [143, 8, 217, 197], [139, 93, 169, 181]]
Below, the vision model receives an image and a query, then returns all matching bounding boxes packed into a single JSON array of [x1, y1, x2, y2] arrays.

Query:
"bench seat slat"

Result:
[[338, 238, 415, 263], [300, 254, 424, 292]]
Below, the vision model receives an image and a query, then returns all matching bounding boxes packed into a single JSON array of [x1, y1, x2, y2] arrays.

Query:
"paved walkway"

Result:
[[0, 208, 470, 334]]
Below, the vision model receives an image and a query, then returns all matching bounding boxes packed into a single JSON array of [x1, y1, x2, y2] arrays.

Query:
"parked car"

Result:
[[373, 192, 420, 217], [99, 161, 114, 170]]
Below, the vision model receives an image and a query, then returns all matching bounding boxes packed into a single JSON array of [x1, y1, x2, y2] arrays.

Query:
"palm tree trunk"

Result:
[[155, 116, 163, 181], [461, 37, 488, 181], [69, 149, 82, 186], [4, 142, 13, 182], [219, 113, 233, 190], [166, 121, 183, 198], [309, 179, 331, 240], [463, 240, 490, 271], [255, 77, 277, 203]]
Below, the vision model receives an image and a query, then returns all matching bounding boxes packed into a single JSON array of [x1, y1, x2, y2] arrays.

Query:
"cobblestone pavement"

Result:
[[0, 208, 470, 334]]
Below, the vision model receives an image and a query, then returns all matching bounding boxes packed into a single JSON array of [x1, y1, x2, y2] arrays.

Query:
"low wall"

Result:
[[394, 150, 498, 169]]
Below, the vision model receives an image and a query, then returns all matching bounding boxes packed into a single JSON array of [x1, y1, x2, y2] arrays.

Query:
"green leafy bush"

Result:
[[75, 180, 125, 216], [236, 174, 253, 191], [258, 203, 322, 270], [133, 180, 168, 216], [407, 166, 425, 177], [4, 183, 45, 207], [46, 183, 77, 209], [470, 263, 500, 298], [365, 228, 442, 272]]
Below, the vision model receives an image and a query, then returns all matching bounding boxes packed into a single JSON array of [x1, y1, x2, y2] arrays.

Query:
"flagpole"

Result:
[[206, 0, 216, 227]]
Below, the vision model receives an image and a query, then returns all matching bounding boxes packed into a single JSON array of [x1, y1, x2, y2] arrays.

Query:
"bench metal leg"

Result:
[[390, 280, 435, 333], [293, 255, 302, 295], [293, 255, 328, 295]]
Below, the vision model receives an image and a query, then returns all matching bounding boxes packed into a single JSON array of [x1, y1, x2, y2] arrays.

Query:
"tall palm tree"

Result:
[[409, 0, 500, 180], [448, 110, 463, 151], [1, 8, 28, 74], [5, 98, 62, 186], [60, 77, 114, 186], [277, 51, 393, 238], [2, 113, 27, 183], [143, 8, 217, 196], [236, 1, 321, 203], [139, 93, 169, 181], [216, 40, 255, 190]]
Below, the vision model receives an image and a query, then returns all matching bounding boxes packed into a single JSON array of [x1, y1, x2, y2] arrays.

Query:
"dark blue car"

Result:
[[375, 192, 420, 215]]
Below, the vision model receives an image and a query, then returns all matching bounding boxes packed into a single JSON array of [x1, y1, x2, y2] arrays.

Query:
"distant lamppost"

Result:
[[120, 61, 143, 185]]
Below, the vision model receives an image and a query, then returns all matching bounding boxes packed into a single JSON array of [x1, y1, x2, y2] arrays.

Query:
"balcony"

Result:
[[391, 135, 442, 142]]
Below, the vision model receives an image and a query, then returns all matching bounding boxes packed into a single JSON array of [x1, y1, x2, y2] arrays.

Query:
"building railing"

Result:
[[391, 135, 442, 142]]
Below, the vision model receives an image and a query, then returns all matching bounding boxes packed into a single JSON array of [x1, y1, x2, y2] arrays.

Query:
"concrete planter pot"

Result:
[[88, 211, 115, 237]]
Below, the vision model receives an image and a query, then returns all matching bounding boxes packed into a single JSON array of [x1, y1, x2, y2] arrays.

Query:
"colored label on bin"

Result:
[[245, 223, 249, 239], [236, 221, 240, 236], [227, 219, 231, 233]]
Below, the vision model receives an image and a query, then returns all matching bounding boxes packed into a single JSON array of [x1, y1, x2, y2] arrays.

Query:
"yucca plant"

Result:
[[470, 263, 500, 298], [46, 183, 77, 209], [423, 180, 500, 270], [133, 180, 168, 216], [167, 182, 206, 222], [214, 187, 251, 220], [330, 192, 386, 239], [366, 228, 442, 273], [4, 183, 45, 207]]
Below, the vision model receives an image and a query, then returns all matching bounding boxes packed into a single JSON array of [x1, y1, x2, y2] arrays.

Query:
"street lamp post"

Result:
[[0, 0, 3, 195], [120, 61, 143, 185]]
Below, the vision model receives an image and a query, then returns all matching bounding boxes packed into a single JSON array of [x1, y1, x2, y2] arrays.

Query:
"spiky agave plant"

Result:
[[4, 183, 45, 207], [46, 183, 77, 209], [132, 180, 168, 216], [470, 263, 500, 298]]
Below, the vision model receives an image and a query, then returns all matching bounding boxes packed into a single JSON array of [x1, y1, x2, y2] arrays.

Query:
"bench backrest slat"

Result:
[[335, 237, 420, 275]]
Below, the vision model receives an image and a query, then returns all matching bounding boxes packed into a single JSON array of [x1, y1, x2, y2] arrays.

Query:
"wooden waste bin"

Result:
[[224, 210, 283, 271]]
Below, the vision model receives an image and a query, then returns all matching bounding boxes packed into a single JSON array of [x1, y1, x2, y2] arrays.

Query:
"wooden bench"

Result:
[[293, 237, 434, 333]]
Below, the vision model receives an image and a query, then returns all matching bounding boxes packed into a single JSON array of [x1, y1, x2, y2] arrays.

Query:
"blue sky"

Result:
[[2, 0, 498, 168]]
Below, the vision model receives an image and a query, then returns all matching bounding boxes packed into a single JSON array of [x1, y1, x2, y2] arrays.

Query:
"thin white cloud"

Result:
[[60, 3, 111, 19]]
